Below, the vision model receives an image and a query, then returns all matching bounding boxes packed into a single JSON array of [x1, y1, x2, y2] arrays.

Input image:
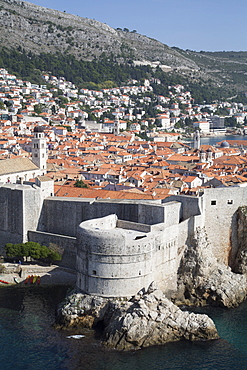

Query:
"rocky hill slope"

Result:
[[0, 0, 196, 69], [1, 0, 247, 91]]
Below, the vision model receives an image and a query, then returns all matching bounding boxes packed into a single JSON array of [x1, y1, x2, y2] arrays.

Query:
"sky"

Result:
[[28, 0, 247, 52]]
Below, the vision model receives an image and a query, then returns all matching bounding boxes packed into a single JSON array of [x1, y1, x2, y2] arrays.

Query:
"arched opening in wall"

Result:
[[92, 270, 96, 275], [139, 270, 142, 275]]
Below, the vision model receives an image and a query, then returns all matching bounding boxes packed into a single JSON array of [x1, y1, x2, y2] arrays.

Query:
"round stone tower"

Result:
[[76, 214, 156, 297]]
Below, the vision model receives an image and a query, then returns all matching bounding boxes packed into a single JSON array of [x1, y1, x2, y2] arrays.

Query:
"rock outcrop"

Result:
[[57, 284, 219, 351], [234, 206, 247, 273], [176, 227, 247, 307]]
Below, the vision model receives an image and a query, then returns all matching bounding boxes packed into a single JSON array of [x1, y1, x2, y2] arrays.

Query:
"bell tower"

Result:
[[32, 126, 47, 174], [114, 116, 120, 135], [193, 130, 200, 150]]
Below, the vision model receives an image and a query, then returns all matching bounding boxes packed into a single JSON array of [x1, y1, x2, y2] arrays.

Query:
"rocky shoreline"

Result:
[[56, 283, 219, 351]]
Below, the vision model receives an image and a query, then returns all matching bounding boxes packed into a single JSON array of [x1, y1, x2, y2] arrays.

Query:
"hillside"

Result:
[[0, 0, 196, 69], [0, 0, 247, 93]]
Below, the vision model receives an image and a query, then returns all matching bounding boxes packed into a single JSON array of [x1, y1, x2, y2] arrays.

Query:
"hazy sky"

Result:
[[29, 0, 247, 52]]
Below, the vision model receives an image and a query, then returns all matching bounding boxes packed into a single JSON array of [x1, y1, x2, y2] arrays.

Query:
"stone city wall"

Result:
[[202, 186, 247, 264], [40, 198, 166, 237]]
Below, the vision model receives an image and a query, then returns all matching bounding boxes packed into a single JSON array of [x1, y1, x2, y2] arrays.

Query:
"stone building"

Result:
[[0, 180, 247, 297], [0, 126, 47, 183], [31, 126, 47, 174]]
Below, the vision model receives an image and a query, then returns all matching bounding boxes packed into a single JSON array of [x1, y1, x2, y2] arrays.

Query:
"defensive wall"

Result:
[[0, 181, 247, 296], [76, 211, 203, 297]]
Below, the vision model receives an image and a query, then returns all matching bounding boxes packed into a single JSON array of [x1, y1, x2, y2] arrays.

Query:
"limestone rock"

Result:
[[234, 206, 247, 273], [57, 288, 219, 350], [177, 227, 247, 307], [57, 292, 109, 328], [103, 290, 218, 350]]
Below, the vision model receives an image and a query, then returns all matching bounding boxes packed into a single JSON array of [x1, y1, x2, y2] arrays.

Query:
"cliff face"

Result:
[[234, 206, 247, 273], [176, 227, 247, 308], [0, 0, 197, 68]]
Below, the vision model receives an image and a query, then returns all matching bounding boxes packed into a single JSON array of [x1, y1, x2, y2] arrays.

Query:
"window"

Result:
[[92, 270, 96, 275], [227, 200, 233, 205], [211, 200, 216, 205]]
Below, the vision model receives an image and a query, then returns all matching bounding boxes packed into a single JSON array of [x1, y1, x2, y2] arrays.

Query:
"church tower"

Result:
[[193, 130, 200, 150], [32, 126, 47, 174], [114, 116, 120, 135]]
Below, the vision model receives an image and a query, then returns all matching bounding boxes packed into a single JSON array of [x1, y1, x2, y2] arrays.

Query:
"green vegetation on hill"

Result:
[[0, 46, 246, 104], [0, 47, 153, 88]]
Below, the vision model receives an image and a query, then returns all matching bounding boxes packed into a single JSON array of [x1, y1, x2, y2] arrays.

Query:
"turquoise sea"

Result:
[[1, 285, 247, 370], [187, 134, 247, 147]]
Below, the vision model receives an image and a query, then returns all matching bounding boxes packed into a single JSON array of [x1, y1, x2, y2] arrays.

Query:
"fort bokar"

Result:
[[0, 179, 246, 294], [1, 178, 247, 349]]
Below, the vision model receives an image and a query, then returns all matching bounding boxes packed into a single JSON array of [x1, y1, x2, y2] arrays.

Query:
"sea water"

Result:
[[186, 134, 247, 147], [0, 286, 247, 370]]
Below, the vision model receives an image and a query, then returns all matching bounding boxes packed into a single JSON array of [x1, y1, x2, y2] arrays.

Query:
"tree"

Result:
[[5, 243, 22, 259], [74, 180, 88, 188], [34, 104, 43, 115], [225, 116, 238, 127], [4, 241, 62, 263], [47, 250, 62, 265]]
